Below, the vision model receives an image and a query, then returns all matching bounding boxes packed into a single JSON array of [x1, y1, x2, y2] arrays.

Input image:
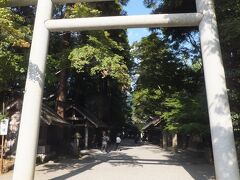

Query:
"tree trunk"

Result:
[[55, 68, 67, 149], [56, 68, 67, 118]]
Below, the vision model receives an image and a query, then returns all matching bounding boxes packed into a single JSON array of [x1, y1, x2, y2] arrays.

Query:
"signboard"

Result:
[[0, 118, 9, 135]]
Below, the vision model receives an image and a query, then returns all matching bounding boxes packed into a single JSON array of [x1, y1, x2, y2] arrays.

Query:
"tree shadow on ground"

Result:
[[162, 150, 215, 180], [37, 143, 215, 180], [39, 152, 140, 180]]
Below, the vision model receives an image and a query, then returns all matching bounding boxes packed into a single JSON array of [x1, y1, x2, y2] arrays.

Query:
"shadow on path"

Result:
[[42, 152, 139, 180], [35, 141, 215, 180]]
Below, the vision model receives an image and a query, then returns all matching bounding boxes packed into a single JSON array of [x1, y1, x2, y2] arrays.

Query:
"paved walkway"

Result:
[[1, 141, 215, 180]]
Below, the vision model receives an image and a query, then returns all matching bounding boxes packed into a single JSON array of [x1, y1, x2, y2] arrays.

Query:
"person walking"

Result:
[[101, 131, 109, 152], [116, 134, 121, 151]]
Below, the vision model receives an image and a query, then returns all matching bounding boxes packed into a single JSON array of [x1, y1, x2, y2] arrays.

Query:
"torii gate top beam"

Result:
[[45, 13, 203, 32], [1, 0, 114, 7]]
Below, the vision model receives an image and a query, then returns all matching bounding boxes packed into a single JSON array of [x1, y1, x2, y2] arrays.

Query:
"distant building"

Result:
[[4, 99, 71, 162]]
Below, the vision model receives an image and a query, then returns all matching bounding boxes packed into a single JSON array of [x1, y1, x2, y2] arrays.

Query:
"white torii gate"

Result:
[[1, 0, 239, 179]]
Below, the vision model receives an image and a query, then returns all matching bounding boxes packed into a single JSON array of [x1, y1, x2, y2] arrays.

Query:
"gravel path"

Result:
[[0, 140, 215, 180]]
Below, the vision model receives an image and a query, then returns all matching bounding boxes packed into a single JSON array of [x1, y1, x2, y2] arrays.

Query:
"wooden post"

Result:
[[0, 135, 4, 174], [2, 102, 4, 115], [162, 131, 168, 150], [85, 123, 89, 149]]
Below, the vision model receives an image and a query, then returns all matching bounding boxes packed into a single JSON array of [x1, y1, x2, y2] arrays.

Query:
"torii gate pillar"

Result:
[[196, 0, 240, 179], [12, 0, 53, 179]]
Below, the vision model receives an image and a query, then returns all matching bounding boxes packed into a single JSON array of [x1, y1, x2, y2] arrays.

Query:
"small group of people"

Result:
[[101, 131, 121, 152]]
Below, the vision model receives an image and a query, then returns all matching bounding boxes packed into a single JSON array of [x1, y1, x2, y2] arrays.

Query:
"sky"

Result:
[[123, 0, 152, 45]]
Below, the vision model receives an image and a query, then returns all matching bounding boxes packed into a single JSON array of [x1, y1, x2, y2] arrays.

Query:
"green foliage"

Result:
[[0, 0, 7, 6], [66, 3, 101, 18], [138, 0, 240, 141], [0, 7, 31, 91], [0, 1, 132, 129], [180, 123, 208, 135], [144, 0, 200, 64], [67, 3, 131, 88], [132, 30, 208, 135], [49, 2, 132, 127], [132, 34, 184, 124], [132, 33, 186, 92], [133, 88, 164, 123], [216, 0, 240, 50], [161, 92, 209, 134], [0, 114, 6, 121], [0, 8, 31, 47], [215, 0, 240, 136], [69, 32, 130, 87]]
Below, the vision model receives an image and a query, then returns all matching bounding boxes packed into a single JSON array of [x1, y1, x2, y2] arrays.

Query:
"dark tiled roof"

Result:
[[5, 99, 70, 126], [41, 104, 70, 125], [65, 105, 107, 128]]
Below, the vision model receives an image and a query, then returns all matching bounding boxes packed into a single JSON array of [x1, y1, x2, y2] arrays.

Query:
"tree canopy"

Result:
[[0, 1, 132, 129], [131, 32, 208, 135], [0, 0, 239, 144], [131, 0, 240, 141], [0, 5, 31, 92]]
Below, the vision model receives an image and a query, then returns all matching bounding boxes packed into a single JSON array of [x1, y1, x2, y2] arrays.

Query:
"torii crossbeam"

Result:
[[1, 0, 239, 180]]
